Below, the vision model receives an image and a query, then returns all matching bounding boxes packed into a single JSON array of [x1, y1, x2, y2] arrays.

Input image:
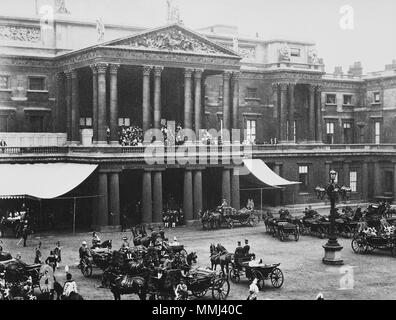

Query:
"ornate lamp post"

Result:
[[315, 170, 351, 265]]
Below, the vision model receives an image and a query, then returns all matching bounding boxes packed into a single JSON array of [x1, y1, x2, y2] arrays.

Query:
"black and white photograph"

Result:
[[0, 0, 396, 306]]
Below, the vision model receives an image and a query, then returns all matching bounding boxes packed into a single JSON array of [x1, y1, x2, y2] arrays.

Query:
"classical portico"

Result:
[[271, 71, 324, 144], [53, 24, 242, 228]]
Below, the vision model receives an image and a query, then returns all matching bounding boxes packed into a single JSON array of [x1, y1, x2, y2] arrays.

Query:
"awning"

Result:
[[242, 159, 300, 187], [0, 163, 98, 199]]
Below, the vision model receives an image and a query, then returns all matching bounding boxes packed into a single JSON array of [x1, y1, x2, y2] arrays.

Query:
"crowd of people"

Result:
[[162, 209, 184, 228], [118, 126, 144, 146]]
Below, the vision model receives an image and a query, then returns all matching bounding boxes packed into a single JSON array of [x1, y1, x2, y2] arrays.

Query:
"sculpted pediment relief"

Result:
[[104, 25, 240, 57]]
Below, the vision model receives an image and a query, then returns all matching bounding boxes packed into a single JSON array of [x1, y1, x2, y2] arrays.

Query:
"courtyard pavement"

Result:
[[2, 216, 396, 300]]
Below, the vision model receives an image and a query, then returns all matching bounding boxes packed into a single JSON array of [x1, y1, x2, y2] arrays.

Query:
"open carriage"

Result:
[[352, 230, 396, 256], [265, 210, 300, 241], [229, 259, 284, 290], [200, 207, 257, 230]]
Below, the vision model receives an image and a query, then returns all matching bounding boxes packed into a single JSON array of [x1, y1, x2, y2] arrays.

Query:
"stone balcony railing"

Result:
[[1, 143, 396, 159]]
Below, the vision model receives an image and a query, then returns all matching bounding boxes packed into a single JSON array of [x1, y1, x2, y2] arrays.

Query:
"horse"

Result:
[[209, 244, 233, 276], [109, 273, 147, 300]]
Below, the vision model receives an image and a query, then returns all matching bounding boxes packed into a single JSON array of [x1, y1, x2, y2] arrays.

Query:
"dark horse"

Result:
[[209, 244, 233, 276], [109, 272, 148, 300]]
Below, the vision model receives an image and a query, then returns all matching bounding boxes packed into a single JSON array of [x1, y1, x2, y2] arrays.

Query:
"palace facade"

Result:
[[1, 13, 396, 231]]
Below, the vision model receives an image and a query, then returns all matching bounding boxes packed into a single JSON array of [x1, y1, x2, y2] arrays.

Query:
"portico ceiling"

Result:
[[55, 23, 242, 71]]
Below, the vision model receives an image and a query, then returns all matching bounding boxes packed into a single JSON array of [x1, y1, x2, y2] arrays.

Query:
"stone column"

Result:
[[70, 69, 80, 144], [279, 83, 288, 142], [315, 85, 323, 142], [109, 64, 120, 144], [153, 66, 163, 130], [184, 170, 193, 221], [97, 63, 108, 144], [193, 170, 203, 219], [90, 65, 98, 143], [288, 83, 295, 143], [343, 161, 350, 186], [308, 85, 316, 142], [362, 161, 369, 200], [54, 72, 63, 132], [231, 167, 240, 210], [142, 170, 153, 224], [272, 83, 279, 137], [97, 172, 109, 227], [65, 71, 72, 142], [222, 168, 231, 205], [222, 71, 231, 136], [232, 72, 240, 131], [142, 65, 152, 134], [374, 162, 382, 197], [184, 68, 194, 130], [194, 69, 203, 136], [109, 172, 120, 226], [153, 171, 163, 223]]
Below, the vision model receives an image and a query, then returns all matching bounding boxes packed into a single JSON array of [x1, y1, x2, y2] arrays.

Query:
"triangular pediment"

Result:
[[103, 24, 240, 58]]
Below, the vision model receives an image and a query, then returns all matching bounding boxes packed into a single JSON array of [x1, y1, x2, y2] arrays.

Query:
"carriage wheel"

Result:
[[179, 249, 188, 260], [211, 278, 230, 300], [270, 268, 284, 289], [294, 229, 300, 241], [351, 236, 367, 254], [229, 268, 240, 283]]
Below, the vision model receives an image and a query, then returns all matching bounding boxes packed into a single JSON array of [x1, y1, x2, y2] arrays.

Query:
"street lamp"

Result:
[[315, 170, 351, 265]]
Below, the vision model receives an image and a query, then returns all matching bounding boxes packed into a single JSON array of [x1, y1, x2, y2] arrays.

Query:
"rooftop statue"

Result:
[[279, 43, 291, 61]]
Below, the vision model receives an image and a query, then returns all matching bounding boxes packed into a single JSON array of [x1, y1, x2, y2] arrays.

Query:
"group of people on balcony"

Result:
[[118, 126, 144, 146]]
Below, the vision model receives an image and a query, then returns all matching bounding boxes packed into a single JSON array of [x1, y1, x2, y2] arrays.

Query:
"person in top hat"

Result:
[[91, 232, 101, 248], [54, 241, 62, 267], [234, 241, 244, 270], [34, 242, 42, 264], [243, 239, 250, 256]]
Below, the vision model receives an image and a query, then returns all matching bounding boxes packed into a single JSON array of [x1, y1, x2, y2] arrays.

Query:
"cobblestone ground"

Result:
[[2, 219, 396, 300]]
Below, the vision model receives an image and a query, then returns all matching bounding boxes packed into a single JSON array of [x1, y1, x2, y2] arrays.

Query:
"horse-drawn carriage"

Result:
[[0, 216, 25, 238], [352, 224, 396, 257], [264, 209, 300, 241], [200, 207, 257, 230], [229, 259, 284, 290], [79, 240, 113, 277], [0, 257, 47, 300]]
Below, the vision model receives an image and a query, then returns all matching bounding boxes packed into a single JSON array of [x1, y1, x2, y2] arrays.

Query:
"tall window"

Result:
[[218, 85, 223, 99], [80, 117, 92, 127], [384, 171, 394, 194], [326, 122, 335, 144], [326, 94, 336, 104], [299, 166, 309, 192], [343, 95, 352, 105], [293, 121, 296, 143], [0, 76, 9, 89], [28, 77, 46, 91], [246, 120, 256, 143], [343, 122, 352, 144], [349, 171, 357, 192], [246, 88, 258, 99], [375, 121, 381, 144], [373, 92, 381, 103]]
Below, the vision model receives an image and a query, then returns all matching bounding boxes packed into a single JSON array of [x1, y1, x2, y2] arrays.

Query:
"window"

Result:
[[246, 88, 258, 99], [29, 115, 44, 132], [28, 76, 46, 91], [291, 48, 301, 57], [293, 121, 296, 143], [118, 118, 130, 127], [299, 166, 309, 192], [375, 121, 381, 144], [350, 171, 357, 192], [326, 122, 335, 144], [343, 95, 352, 105], [373, 92, 381, 103], [384, 171, 394, 193], [326, 94, 336, 105], [343, 122, 353, 144], [80, 117, 92, 127], [246, 120, 256, 142], [0, 76, 9, 89]]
